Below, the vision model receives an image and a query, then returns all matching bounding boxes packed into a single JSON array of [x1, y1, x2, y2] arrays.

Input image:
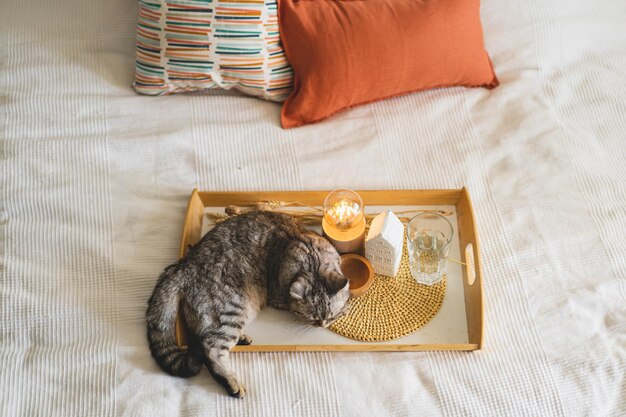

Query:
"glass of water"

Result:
[[406, 213, 453, 285]]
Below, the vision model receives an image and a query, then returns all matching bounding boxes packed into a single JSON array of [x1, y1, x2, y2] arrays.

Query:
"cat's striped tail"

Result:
[[146, 264, 202, 378]]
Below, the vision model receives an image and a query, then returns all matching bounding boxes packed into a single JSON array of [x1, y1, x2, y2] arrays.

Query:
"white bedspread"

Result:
[[1, 0, 625, 415]]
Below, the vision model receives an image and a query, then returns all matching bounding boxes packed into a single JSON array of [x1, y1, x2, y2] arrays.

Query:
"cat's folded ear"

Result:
[[329, 274, 349, 294], [340, 276, 349, 292], [289, 277, 309, 300]]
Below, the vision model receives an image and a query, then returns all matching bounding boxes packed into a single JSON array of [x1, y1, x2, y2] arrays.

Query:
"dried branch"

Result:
[[207, 201, 453, 229]]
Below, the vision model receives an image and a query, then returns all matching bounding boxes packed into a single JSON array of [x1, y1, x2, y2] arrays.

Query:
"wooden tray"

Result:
[[176, 189, 484, 352]]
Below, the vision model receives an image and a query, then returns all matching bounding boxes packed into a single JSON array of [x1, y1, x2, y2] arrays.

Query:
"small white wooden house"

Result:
[[365, 210, 404, 277]]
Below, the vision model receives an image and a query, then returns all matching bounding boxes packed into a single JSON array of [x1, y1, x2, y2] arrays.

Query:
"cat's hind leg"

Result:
[[202, 334, 246, 398], [183, 297, 248, 398]]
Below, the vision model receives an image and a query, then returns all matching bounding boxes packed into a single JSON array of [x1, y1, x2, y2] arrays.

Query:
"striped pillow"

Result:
[[133, 0, 293, 101]]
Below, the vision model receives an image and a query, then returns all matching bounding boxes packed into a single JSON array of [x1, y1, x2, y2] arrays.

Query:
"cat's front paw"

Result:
[[237, 334, 253, 345]]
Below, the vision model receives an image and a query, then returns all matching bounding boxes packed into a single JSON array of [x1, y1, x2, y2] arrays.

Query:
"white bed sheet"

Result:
[[1, 0, 625, 415]]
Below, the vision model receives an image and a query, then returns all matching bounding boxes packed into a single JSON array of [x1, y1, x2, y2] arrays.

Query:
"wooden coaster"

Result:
[[329, 227, 446, 342]]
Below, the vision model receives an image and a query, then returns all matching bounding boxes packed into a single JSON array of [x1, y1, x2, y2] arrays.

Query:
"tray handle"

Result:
[[464, 243, 476, 285]]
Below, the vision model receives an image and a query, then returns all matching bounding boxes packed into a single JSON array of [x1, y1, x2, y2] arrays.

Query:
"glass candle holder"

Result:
[[406, 213, 453, 285], [321, 189, 366, 255]]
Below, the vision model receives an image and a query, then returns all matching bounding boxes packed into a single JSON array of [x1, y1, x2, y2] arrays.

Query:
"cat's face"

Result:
[[284, 232, 351, 327], [288, 272, 350, 327]]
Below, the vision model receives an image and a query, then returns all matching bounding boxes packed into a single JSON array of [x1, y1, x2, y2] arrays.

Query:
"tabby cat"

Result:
[[146, 211, 350, 398]]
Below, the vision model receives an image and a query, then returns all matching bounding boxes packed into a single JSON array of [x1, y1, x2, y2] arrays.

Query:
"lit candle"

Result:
[[322, 189, 366, 255], [325, 199, 363, 230]]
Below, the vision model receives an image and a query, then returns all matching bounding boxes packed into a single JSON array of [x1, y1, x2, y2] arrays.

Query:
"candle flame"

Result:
[[326, 199, 362, 229]]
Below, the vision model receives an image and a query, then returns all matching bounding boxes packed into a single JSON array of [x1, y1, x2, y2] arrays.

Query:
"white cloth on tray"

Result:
[[1, 0, 625, 415]]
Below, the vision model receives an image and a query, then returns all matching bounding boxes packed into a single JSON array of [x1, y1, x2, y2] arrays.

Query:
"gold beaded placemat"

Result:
[[329, 235, 447, 342]]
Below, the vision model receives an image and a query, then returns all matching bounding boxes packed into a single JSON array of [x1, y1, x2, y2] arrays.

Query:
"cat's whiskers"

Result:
[[293, 323, 316, 338]]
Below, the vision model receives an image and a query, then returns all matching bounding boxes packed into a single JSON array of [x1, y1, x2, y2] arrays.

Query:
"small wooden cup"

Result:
[[340, 254, 375, 297]]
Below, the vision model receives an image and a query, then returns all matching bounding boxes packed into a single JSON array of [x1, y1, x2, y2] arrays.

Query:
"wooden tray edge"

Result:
[[232, 343, 479, 352]]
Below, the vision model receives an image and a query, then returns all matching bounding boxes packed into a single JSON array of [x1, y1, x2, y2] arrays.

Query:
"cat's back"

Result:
[[189, 211, 300, 258], [212, 210, 298, 239]]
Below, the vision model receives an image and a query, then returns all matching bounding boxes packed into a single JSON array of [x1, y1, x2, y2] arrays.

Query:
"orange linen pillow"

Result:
[[279, 0, 498, 128]]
